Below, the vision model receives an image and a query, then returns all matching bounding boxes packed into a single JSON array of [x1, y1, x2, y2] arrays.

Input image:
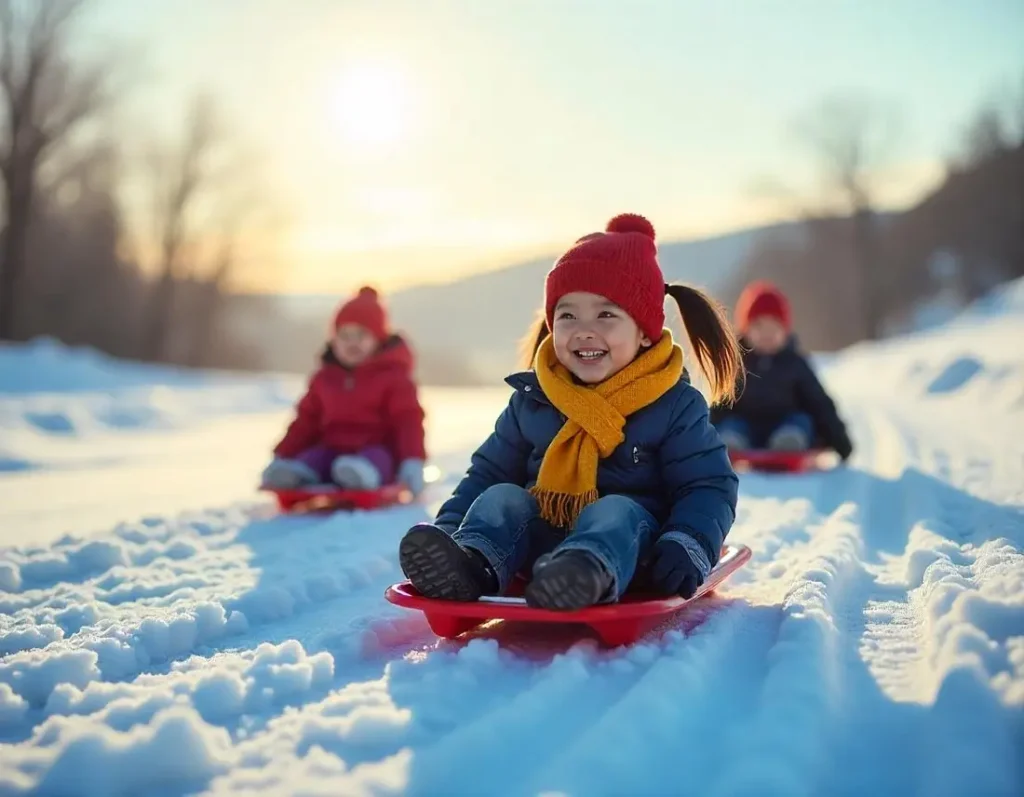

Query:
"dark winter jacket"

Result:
[[274, 336, 427, 463], [435, 371, 738, 568], [710, 337, 853, 459]]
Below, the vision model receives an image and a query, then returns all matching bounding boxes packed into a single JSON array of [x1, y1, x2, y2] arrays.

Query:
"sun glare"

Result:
[[330, 62, 411, 150]]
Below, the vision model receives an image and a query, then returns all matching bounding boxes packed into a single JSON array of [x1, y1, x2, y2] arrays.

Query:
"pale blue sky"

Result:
[[82, 0, 1024, 292]]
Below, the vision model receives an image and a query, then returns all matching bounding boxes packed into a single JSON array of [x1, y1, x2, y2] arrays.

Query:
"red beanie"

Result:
[[333, 286, 389, 340], [734, 280, 791, 333], [544, 213, 666, 342]]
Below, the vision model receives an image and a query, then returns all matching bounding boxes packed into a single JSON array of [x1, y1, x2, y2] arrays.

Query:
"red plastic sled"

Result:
[[384, 543, 752, 647], [729, 449, 828, 473], [264, 483, 411, 513]]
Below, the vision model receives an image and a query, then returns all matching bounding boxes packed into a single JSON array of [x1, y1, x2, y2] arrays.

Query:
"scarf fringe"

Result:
[[529, 486, 600, 528]]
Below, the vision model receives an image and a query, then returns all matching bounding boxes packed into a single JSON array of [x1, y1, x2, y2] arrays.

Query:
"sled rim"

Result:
[[263, 483, 412, 511], [728, 449, 828, 472], [384, 543, 751, 624]]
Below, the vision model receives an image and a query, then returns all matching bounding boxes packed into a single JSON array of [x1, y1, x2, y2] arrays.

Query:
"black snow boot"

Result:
[[524, 550, 612, 611], [399, 523, 498, 601]]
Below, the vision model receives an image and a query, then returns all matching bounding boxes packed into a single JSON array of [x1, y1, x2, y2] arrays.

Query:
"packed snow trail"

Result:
[[1, 286, 1022, 796]]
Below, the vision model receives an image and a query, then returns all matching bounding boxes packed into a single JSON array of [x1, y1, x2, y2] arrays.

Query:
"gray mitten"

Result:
[[260, 458, 319, 488], [397, 458, 426, 496], [331, 455, 383, 489]]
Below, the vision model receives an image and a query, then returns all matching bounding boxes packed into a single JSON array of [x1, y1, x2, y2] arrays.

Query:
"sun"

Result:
[[329, 62, 411, 150]]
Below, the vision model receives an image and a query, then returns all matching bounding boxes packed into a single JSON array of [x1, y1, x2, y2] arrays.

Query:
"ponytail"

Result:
[[519, 309, 549, 369], [665, 283, 744, 406]]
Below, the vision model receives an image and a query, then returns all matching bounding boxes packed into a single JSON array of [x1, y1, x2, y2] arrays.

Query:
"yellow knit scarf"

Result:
[[529, 330, 683, 528]]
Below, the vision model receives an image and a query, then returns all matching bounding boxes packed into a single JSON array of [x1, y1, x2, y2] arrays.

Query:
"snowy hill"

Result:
[[256, 219, 804, 382], [0, 280, 1021, 795]]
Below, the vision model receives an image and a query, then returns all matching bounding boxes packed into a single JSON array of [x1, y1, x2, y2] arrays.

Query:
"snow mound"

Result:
[[0, 338, 210, 395], [0, 336, 299, 428], [2, 456, 1020, 795], [0, 279, 1022, 794], [824, 277, 1024, 414], [8, 705, 232, 797], [0, 339, 301, 477], [955, 276, 1024, 321]]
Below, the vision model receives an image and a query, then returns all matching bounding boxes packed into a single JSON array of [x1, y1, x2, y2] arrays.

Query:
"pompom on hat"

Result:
[[333, 286, 389, 340]]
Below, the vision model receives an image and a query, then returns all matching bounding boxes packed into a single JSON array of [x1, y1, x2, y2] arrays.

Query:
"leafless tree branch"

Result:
[[791, 92, 901, 214], [0, 0, 109, 340]]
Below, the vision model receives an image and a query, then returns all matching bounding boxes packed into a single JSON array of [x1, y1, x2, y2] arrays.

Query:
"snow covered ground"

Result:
[[0, 283, 1022, 796]]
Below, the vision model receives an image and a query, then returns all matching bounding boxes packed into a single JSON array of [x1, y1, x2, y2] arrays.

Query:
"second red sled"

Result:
[[728, 448, 829, 473], [264, 483, 411, 513]]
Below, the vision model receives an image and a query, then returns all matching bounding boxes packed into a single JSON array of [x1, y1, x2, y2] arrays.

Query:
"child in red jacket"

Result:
[[260, 286, 428, 495]]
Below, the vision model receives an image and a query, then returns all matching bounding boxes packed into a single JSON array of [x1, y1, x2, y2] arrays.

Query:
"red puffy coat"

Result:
[[274, 336, 427, 463]]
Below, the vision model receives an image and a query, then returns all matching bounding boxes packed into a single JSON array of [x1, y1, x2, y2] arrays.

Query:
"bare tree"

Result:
[[957, 107, 1013, 169], [141, 93, 220, 361], [736, 77, 1024, 349], [740, 93, 901, 342], [793, 93, 900, 340], [944, 79, 1024, 291], [951, 78, 1024, 172], [792, 94, 899, 214], [0, 0, 108, 340], [22, 139, 147, 355], [182, 239, 231, 368], [140, 92, 274, 365]]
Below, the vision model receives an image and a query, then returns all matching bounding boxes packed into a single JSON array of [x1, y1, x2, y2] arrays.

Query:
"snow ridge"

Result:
[[1, 281, 1022, 795]]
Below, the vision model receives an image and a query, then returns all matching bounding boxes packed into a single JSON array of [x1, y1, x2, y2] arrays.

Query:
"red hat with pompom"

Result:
[[333, 286, 389, 341], [544, 213, 666, 342], [734, 280, 791, 334]]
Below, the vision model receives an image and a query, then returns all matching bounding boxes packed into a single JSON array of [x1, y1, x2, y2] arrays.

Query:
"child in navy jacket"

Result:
[[397, 213, 746, 612], [711, 281, 853, 460]]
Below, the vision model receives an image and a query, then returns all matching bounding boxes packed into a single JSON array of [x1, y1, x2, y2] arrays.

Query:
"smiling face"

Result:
[[331, 323, 378, 366], [551, 291, 650, 383]]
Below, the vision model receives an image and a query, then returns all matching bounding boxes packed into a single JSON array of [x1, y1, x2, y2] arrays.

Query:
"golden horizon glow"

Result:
[[85, 0, 1013, 298]]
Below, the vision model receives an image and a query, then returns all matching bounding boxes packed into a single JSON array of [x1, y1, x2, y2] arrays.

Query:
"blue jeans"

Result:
[[451, 483, 658, 600], [717, 412, 813, 448]]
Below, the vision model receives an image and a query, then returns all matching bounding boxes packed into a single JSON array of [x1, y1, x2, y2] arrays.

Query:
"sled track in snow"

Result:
[[1, 405, 1021, 795]]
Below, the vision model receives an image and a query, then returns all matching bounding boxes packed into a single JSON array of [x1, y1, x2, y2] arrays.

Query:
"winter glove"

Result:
[[397, 458, 426, 496], [260, 457, 319, 489], [649, 531, 713, 599]]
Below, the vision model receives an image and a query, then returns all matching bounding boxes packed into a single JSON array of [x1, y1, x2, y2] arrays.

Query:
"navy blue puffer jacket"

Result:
[[434, 370, 738, 568], [709, 337, 853, 458]]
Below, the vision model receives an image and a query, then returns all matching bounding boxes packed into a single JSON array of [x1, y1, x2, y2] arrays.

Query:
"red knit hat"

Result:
[[734, 280, 791, 333], [544, 213, 666, 342], [333, 286, 389, 340]]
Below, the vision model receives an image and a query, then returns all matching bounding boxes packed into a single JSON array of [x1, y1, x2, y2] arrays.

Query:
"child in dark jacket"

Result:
[[397, 213, 745, 612], [260, 286, 428, 496], [710, 280, 853, 460]]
